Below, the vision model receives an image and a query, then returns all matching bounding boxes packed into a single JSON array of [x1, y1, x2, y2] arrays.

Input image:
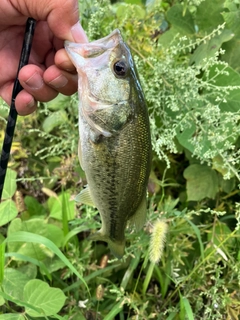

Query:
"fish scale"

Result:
[[65, 29, 151, 258]]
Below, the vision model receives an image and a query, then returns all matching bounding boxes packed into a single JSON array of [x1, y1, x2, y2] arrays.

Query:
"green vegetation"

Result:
[[0, 0, 240, 318]]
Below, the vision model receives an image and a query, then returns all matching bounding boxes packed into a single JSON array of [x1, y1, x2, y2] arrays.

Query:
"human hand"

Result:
[[0, 0, 88, 115]]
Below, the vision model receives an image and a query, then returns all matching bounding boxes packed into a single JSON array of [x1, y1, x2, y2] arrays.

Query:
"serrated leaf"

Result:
[[184, 164, 219, 201], [2, 169, 17, 200], [24, 279, 66, 317], [0, 199, 18, 226], [42, 110, 68, 133]]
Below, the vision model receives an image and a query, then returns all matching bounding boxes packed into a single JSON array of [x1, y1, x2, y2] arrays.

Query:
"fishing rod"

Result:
[[0, 18, 36, 201]]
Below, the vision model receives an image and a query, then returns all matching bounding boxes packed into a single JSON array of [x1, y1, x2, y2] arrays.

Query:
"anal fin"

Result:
[[129, 196, 147, 231]]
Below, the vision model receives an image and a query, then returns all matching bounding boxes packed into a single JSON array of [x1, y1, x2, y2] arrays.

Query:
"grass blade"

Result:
[[4, 231, 89, 294], [0, 242, 5, 284], [5, 252, 52, 281]]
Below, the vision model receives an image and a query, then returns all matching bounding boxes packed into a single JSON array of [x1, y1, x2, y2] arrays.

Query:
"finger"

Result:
[[55, 48, 76, 72], [0, 82, 13, 107], [43, 65, 78, 96], [15, 90, 37, 116], [0, 82, 37, 116], [10, 0, 88, 42], [18, 64, 58, 102]]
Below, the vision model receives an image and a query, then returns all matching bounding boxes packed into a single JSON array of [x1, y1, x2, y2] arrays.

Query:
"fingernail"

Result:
[[48, 74, 68, 88], [27, 98, 36, 109], [25, 72, 44, 89], [71, 21, 88, 43]]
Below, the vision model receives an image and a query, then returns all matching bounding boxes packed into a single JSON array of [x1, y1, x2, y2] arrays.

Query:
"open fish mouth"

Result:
[[65, 29, 123, 63]]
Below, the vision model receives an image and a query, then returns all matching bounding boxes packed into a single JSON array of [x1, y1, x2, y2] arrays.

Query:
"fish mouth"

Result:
[[64, 29, 123, 67]]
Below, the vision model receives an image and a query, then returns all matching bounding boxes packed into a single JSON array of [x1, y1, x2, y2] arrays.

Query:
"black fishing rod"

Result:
[[0, 18, 36, 201]]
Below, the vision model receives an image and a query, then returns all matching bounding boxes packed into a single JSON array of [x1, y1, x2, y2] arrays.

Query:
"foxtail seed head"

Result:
[[149, 220, 168, 264]]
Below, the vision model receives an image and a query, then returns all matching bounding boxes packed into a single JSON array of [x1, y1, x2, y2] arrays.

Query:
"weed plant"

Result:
[[0, 0, 240, 319]]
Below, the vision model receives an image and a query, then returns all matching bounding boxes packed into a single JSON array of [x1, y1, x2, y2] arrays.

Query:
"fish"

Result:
[[64, 29, 151, 258]]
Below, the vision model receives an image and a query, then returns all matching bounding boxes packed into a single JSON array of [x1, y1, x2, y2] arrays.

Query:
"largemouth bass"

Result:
[[65, 29, 151, 258]]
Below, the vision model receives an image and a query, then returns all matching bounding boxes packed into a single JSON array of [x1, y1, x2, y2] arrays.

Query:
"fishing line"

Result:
[[0, 18, 36, 201]]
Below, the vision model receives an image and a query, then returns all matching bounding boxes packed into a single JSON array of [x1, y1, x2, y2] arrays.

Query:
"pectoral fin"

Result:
[[75, 186, 95, 207], [129, 196, 147, 231], [78, 138, 84, 170]]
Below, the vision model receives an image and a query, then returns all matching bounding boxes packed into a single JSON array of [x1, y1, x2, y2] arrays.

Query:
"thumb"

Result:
[[9, 0, 88, 42]]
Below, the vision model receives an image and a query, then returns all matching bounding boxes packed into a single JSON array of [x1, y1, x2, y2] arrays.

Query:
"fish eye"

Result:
[[113, 60, 128, 77]]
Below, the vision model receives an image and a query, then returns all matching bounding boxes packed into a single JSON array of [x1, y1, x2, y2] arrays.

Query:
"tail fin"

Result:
[[88, 230, 125, 259]]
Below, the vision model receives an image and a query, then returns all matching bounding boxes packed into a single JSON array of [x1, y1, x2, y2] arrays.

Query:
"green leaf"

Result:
[[46, 94, 68, 111], [24, 195, 46, 216], [207, 221, 233, 247], [2, 169, 17, 200], [41, 256, 65, 275], [103, 300, 124, 320], [17, 262, 37, 279], [42, 110, 68, 133], [48, 192, 75, 221], [0, 293, 5, 306], [0, 315, 25, 320], [0, 287, 42, 314], [24, 279, 66, 317], [47, 224, 64, 248], [190, 29, 234, 66], [180, 294, 194, 320], [183, 164, 219, 201], [221, 2, 240, 70], [185, 219, 204, 261], [7, 218, 50, 260], [4, 231, 89, 291], [0, 199, 18, 226], [2, 268, 30, 301], [167, 4, 195, 35], [205, 64, 240, 112], [222, 39, 240, 72], [116, 3, 145, 20], [63, 225, 91, 247], [223, 1, 240, 36], [176, 123, 196, 153], [0, 242, 5, 284], [195, 0, 225, 33], [5, 253, 51, 280]]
